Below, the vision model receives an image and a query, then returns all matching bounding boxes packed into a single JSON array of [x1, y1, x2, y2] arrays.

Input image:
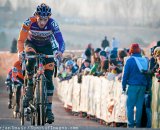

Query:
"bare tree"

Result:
[[120, 0, 135, 26], [110, 1, 121, 25], [142, 0, 153, 26]]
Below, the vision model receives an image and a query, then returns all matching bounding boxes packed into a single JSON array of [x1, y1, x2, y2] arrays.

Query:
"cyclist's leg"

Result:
[[44, 69, 55, 122], [8, 84, 13, 109], [23, 41, 37, 107], [38, 43, 55, 122], [15, 83, 22, 112]]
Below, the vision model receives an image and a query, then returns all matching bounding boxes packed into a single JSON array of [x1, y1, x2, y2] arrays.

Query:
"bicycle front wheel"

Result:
[[39, 75, 47, 125]]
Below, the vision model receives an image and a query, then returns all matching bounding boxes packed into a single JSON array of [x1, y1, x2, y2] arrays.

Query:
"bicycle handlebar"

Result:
[[21, 52, 61, 72], [24, 54, 55, 59]]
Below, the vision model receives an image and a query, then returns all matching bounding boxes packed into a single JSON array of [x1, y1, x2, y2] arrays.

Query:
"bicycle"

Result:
[[5, 80, 13, 109], [20, 52, 55, 126], [12, 81, 23, 118], [5, 80, 22, 118]]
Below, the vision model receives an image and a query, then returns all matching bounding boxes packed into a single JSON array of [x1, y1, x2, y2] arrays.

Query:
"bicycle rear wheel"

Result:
[[20, 96, 24, 125]]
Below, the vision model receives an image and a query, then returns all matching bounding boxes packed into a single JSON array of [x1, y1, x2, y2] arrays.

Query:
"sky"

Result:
[[0, 0, 160, 50]]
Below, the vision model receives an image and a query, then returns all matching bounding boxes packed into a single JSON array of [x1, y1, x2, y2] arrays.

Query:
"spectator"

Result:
[[90, 49, 101, 75], [122, 43, 149, 128], [118, 50, 127, 65], [116, 50, 127, 80], [111, 37, 119, 50], [101, 36, 109, 50], [149, 41, 160, 74], [104, 47, 111, 59], [99, 51, 109, 75], [109, 54, 118, 73], [154, 47, 160, 81], [65, 59, 79, 75], [91, 48, 101, 65], [81, 43, 94, 61], [79, 59, 91, 74], [10, 38, 17, 53]]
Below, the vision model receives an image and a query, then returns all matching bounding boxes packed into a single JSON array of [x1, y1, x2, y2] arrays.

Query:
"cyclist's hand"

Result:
[[55, 51, 62, 58], [54, 51, 62, 67], [18, 51, 23, 62], [5, 80, 11, 86]]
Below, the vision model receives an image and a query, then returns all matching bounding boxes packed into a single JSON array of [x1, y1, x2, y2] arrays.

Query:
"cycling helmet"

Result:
[[65, 60, 74, 67], [12, 67, 18, 72], [35, 3, 51, 18]]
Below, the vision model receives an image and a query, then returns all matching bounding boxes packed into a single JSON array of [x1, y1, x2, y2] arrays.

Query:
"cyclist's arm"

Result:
[[17, 28, 28, 53], [6, 69, 12, 81], [51, 19, 65, 53], [17, 17, 34, 53]]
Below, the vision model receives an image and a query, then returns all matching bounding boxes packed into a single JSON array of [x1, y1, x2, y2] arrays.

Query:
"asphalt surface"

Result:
[[0, 85, 109, 130], [0, 85, 155, 130]]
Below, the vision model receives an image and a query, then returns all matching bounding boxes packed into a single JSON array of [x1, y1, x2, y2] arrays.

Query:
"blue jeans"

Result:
[[126, 85, 146, 128], [145, 94, 151, 128], [146, 108, 151, 128]]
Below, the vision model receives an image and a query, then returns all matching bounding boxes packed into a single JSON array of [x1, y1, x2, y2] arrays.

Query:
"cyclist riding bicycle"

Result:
[[5, 60, 24, 112], [17, 3, 65, 123]]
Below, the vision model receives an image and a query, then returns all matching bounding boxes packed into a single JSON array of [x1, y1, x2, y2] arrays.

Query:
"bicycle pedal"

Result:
[[25, 115, 30, 121], [24, 107, 31, 116]]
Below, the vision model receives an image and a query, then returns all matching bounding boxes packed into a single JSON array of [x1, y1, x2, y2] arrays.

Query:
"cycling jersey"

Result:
[[17, 16, 65, 53], [6, 61, 24, 82], [13, 61, 24, 80]]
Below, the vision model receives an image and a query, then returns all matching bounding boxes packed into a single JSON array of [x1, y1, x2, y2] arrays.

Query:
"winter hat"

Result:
[[100, 51, 107, 57], [94, 48, 101, 53], [129, 43, 141, 54], [104, 47, 111, 53]]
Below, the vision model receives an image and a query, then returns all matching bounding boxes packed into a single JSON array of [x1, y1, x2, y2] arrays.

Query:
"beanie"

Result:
[[129, 43, 141, 54]]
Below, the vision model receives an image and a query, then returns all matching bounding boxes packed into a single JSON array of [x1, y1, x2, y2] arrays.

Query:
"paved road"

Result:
[[0, 85, 108, 130]]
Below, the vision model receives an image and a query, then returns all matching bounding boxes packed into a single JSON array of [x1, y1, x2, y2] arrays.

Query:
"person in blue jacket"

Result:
[[122, 43, 149, 128]]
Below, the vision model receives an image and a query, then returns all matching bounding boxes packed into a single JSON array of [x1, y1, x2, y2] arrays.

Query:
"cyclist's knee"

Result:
[[26, 51, 36, 69], [17, 84, 21, 91], [44, 63, 54, 71], [45, 70, 53, 80]]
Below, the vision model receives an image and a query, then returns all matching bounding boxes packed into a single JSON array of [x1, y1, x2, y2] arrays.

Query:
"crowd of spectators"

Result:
[[57, 36, 160, 128]]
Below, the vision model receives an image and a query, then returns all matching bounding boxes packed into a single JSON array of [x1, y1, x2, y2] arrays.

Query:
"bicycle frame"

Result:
[[21, 53, 55, 126]]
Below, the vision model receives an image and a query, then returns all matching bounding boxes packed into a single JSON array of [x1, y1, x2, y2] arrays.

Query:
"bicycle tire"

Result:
[[12, 87, 17, 118], [34, 79, 41, 126], [31, 112, 35, 125], [39, 75, 46, 125], [20, 96, 24, 125], [30, 98, 36, 125]]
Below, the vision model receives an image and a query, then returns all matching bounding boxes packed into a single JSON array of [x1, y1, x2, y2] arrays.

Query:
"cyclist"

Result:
[[5, 61, 24, 112], [17, 3, 65, 123], [5, 69, 13, 109]]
